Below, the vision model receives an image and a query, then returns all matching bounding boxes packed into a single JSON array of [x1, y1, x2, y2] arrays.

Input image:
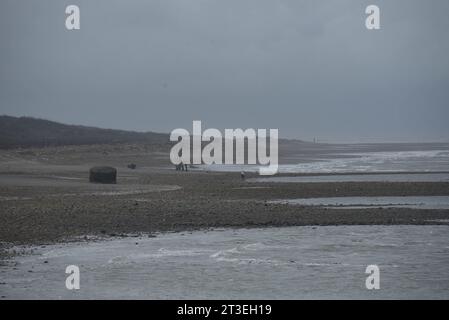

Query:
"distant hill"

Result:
[[0, 116, 169, 149], [0, 115, 313, 154]]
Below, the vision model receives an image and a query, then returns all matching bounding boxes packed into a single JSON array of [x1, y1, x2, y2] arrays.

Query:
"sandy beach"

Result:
[[1, 143, 449, 261]]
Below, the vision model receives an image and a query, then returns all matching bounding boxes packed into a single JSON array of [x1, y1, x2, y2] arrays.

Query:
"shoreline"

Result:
[[1, 171, 449, 259], [1, 144, 449, 260], [2, 216, 449, 263]]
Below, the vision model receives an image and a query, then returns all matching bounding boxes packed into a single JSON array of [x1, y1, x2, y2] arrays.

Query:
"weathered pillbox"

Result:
[[89, 166, 117, 184]]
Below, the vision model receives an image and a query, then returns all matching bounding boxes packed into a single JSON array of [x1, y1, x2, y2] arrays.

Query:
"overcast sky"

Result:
[[1, 0, 448, 142]]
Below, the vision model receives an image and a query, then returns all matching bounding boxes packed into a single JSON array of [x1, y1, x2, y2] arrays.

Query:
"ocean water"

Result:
[[1, 225, 449, 299], [200, 150, 449, 174], [279, 150, 449, 173]]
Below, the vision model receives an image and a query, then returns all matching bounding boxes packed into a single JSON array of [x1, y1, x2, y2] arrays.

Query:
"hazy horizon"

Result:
[[1, 0, 449, 143]]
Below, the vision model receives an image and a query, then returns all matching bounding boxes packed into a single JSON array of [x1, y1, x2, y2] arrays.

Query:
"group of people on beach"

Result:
[[175, 162, 188, 171]]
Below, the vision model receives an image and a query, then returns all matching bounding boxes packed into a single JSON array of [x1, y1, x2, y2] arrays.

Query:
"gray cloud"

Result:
[[1, 0, 448, 142]]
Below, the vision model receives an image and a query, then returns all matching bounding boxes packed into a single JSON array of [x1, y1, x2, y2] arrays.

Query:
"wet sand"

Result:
[[1, 144, 449, 260]]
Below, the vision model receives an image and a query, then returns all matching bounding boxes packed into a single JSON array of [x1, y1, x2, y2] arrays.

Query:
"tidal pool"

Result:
[[271, 196, 449, 209], [249, 172, 449, 183]]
